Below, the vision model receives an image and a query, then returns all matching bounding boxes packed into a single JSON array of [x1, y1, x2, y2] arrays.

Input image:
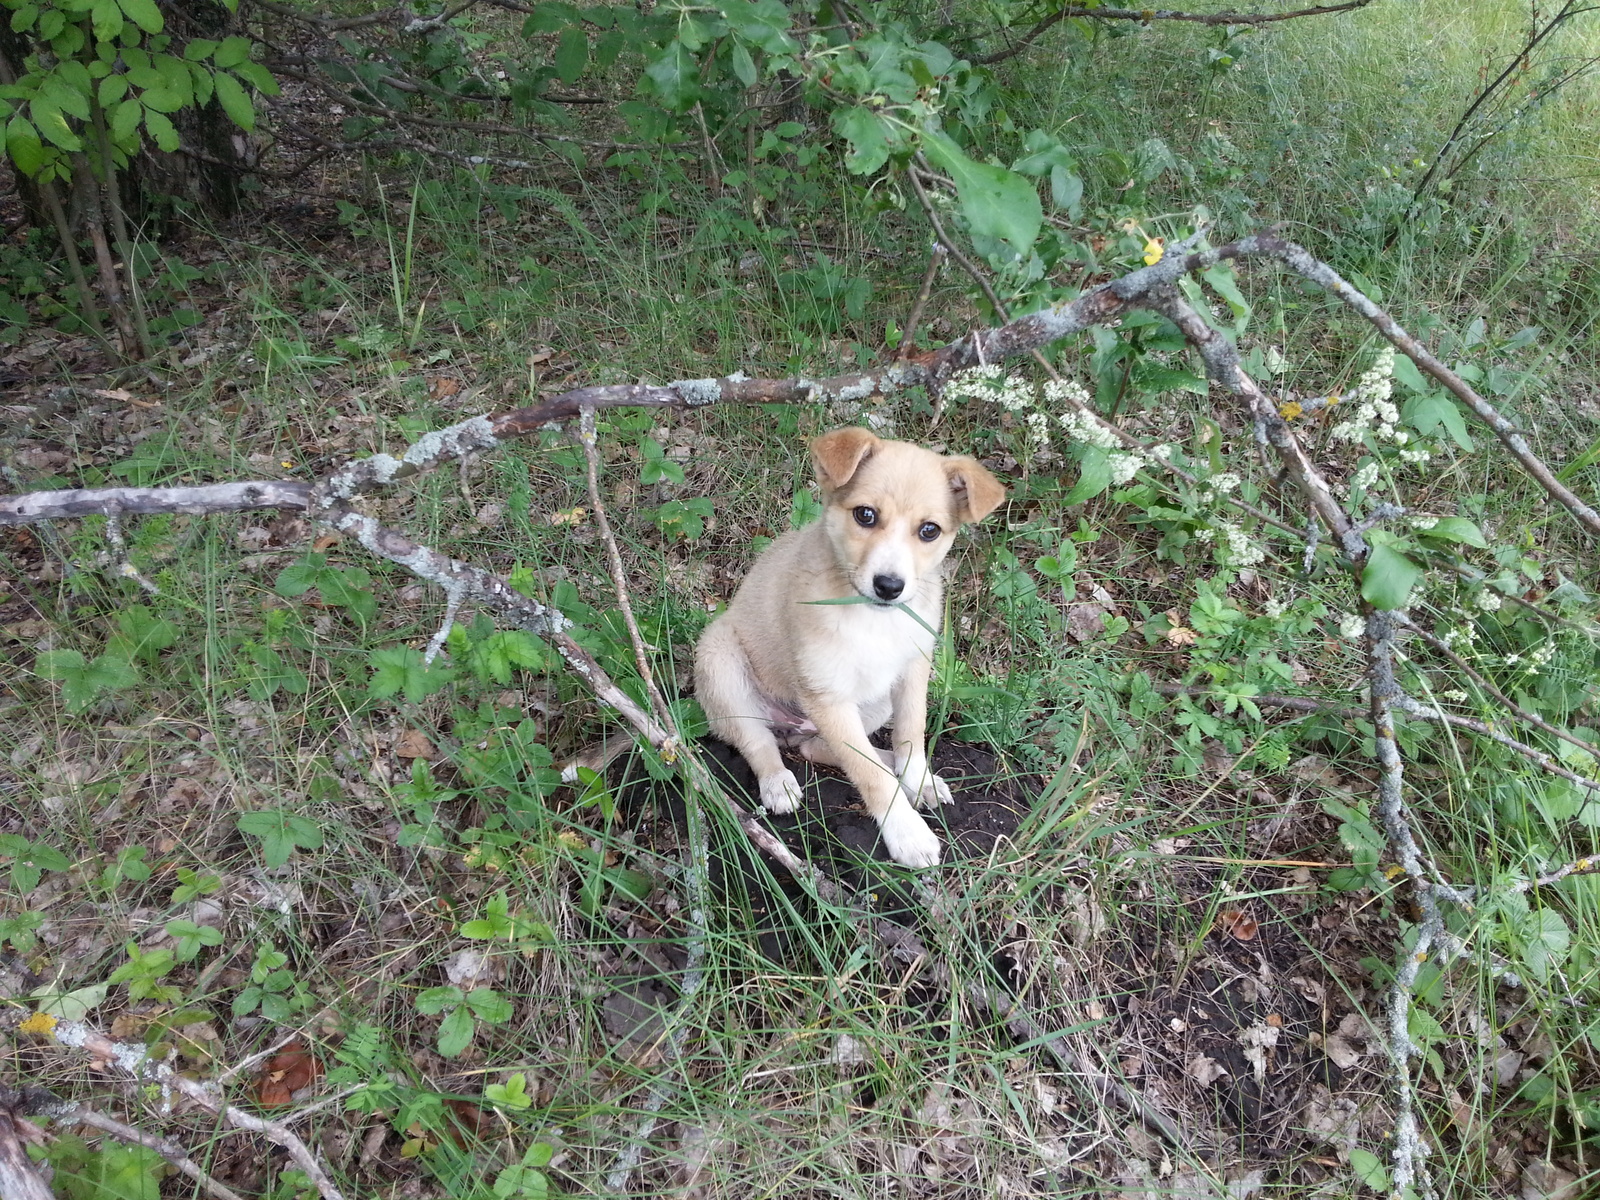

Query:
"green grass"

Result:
[[5, 1, 1600, 1196]]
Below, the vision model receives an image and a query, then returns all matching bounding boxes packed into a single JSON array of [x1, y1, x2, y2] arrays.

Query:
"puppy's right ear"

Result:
[[811, 426, 879, 493]]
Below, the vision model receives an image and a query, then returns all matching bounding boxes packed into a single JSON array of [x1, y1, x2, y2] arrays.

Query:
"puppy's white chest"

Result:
[[802, 607, 932, 703]]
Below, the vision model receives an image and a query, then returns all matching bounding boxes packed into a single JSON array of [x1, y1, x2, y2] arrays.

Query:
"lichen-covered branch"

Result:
[[38, 1019, 345, 1200]]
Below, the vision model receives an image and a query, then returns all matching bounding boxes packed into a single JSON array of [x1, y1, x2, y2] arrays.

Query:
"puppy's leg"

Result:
[[807, 703, 941, 868], [889, 655, 953, 810], [694, 622, 803, 814]]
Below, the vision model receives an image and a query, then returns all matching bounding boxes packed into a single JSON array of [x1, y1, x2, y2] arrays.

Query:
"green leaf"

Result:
[[643, 42, 698, 111], [6, 116, 47, 176], [237, 810, 324, 868], [1348, 1147, 1389, 1192], [1417, 516, 1487, 548], [184, 38, 220, 61], [720, 0, 797, 54], [34, 649, 87, 680], [1402, 392, 1474, 451], [1391, 353, 1430, 393], [832, 105, 891, 175], [230, 60, 280, 95], [484, 1072, 533, 1110], [553, 25, 588, 83], [212, 35, 253, 68], [1360, 542, 1421, 611], [1063, 446, 1112, 505], [415, 985, 464, 1015], [368, 647, 455, 703], [463, 987, 513, 1023], [29, 98, 82, 151], [10, 5, 39, 34], [730, 40, 757, 87], [117, 0, 164, 34], [437, 1004, 475, 1056], [522, 2, 581, 34], [144, 107, 179, 151], [920, 130, 1041, 257], [91, 0, 124, 42], [212, 70, 253, 130]]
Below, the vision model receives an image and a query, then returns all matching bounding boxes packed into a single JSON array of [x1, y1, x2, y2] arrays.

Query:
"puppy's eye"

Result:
[[853, 506, 878, 528], [917, 521, 942, 542]]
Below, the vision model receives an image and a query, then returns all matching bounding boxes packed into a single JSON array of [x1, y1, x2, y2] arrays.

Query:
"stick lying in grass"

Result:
[[27, 1018, 346, 1200]]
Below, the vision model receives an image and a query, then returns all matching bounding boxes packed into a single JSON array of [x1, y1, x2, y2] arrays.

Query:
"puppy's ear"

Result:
[[811, 426, 880, 493], [945, 457, 1006, 524]]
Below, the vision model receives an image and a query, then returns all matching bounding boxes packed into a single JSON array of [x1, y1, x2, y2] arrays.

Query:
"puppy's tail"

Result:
[[558, 734, 636, 784]]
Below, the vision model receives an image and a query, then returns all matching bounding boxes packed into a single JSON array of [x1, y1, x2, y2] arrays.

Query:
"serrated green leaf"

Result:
[[212, 35, 252, 68], [29, 98, 82, 151], [99, 73, 130, 106], [643, 42, 698, 111], [117, 0, 164, 34], [231, 60, 280, 95], [1348, 1147, 1389, 1191], [920, 130, 1040, 257], [463, 987, 513, 1023], [10, 5, 39, 34], [6, 116, 47, 176], [33, 649, 86, 681], [184, 37, 219, 61], [144, 107, 179, 151], [832, 105, 890, 175], [553, 25, 588, 83], [1361, 542, 1422, 611], [108, 96, 142, 143], [212, 70, 253, 130], [437, 1004, 475, 1056], [415, 985, 464, 1015], [91, 0, 123, 42]]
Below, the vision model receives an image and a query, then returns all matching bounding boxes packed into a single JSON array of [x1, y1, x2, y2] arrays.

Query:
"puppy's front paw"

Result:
[[758, 770, 803, 815], [879, 803, 941, 868], [898, 762, 954, 810]]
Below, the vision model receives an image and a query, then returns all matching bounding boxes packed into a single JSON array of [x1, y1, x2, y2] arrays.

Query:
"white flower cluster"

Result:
[[1474, 589, 1503, 612], [941, 365, 1034, 413], [1349, 460, 1381, 492], [1329, 347, 1402, 444], [1409, 515, 1438, 531], [1055, 406, 1122, 451], [1216, 520, 1265, 566], [1339, 612, 1368, 640]]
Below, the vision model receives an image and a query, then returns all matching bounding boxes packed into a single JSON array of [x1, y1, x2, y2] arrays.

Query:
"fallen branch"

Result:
[[35, 1019, 345, 1200], [978, 0, 1376, 65], [73, 1108, 247, 1200]]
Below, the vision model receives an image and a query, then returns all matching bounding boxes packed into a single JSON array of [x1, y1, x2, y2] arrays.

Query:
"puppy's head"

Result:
[[811, 427, 1005, 606]]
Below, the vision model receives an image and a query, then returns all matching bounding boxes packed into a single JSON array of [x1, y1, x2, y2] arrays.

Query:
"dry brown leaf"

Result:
[[429, 376, 464, 399], [1188, 1054, 1228, 1085], [394, 729, 437, 760], [255, 1039, 323, 1107], [1217, 908, 1259, 942], [1164, 624, 1199, 647], [312, 533, 341, 551]]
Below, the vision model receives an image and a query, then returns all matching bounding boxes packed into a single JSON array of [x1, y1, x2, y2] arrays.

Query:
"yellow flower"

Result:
[[20, 1011, 58, 1037], [1141, 238, 1164, 266], [1278, 401, 1303, 420]]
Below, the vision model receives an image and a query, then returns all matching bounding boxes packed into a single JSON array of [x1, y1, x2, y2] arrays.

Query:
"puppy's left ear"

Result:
[[945, 457, 1006, 524]]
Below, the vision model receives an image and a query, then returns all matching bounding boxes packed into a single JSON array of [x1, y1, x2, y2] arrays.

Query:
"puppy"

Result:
[[694, 427, 1005, 867]]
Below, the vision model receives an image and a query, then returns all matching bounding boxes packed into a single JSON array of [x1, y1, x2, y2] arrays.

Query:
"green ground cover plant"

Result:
[[3, 1, 1600, 1197]]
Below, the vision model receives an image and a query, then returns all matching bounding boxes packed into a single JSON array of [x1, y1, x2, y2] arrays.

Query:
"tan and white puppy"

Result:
[[695, 427, 1005, 867]]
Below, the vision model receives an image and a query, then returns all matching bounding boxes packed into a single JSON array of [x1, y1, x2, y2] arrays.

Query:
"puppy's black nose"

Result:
[[873, 574, 904, 602]]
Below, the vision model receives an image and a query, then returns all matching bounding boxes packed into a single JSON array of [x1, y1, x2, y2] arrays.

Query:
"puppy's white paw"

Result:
[[879, 803, 941, 868], [758, 770, 803, 815], [898, 762, 954, 810]]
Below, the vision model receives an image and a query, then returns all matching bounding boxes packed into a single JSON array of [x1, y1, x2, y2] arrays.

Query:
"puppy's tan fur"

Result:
[[694, 428, 1005, 866]]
